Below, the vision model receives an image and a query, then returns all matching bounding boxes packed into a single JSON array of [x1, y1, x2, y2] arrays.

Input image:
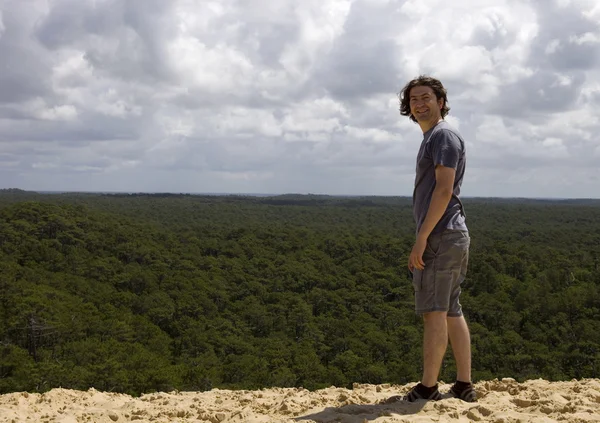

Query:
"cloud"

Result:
[[528, 0, 600, 71], [0, 0, 599, 198], [0, 4, 53, 104]]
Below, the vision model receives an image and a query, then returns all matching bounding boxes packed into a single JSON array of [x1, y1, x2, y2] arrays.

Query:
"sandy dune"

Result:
[[1, 378, 600, 422]]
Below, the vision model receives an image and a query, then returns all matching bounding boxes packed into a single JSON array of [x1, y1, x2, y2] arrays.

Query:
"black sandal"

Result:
[[449, 382, 477, 402], [403, 383, 442, 402]]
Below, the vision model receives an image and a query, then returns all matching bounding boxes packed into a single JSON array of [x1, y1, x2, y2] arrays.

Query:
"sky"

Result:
[[0, 0, 599, 198]]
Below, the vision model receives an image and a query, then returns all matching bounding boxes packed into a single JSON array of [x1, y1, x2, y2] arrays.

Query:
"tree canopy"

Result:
[[1, 190, 599, 396]]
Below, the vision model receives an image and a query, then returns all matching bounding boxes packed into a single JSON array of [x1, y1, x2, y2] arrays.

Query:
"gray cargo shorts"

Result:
[[412, 229, 470, 317]]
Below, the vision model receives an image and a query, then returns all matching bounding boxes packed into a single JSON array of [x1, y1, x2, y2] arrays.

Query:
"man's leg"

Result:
[[404, 231, 461, 402], [447, 315, 471, 382], [445, 232, 476, 401], [422, 311, 449, 387]]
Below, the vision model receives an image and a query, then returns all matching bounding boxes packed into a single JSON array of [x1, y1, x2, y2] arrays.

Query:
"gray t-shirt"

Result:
[[413, 120, 467, 235]]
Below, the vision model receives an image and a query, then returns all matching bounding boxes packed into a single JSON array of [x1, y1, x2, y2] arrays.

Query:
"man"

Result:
[[398, 75, 476, 402]]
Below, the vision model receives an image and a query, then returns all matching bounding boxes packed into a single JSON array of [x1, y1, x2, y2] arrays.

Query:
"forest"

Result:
[[1, 188, 599, 396]]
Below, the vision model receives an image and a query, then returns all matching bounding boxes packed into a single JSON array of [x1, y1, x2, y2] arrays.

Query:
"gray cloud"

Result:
[[489, 70, 587, 117], [313, 1, 404, 101], [528, 1, 600, 71], [35, 0, 176, 84], [0, 6, 52, 103], [0, 111, 143, 143], [0, 0, 599, 198]]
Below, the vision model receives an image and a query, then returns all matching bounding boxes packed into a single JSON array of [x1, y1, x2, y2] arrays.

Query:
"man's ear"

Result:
[[438, 98, 444, 110]]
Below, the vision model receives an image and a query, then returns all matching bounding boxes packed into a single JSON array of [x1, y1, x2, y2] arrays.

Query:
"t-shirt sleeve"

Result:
[[430, 129, 462, 169]]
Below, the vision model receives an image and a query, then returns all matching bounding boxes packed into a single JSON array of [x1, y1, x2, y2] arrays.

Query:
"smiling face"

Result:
[[409, 85, 444, 124]]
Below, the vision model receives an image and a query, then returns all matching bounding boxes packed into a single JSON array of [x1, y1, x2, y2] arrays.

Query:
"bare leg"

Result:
[[447, 315, 471, 382], [421, 311, 448, 387]]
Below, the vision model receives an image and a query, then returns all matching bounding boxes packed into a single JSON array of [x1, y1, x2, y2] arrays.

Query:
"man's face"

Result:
[[408, 85, 443, 123]]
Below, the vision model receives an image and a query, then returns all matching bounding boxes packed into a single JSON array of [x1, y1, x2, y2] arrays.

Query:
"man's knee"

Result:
[[423, 311, 447, 324]]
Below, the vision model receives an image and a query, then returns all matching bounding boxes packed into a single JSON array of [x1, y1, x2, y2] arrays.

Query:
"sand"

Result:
[[1, 378, 600, 422]]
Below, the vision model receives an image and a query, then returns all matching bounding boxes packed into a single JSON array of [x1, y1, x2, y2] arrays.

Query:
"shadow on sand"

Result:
[[294, 392, 455, 422]]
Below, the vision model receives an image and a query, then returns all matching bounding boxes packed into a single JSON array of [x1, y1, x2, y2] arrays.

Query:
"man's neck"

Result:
[[419, 117, 443, 133]]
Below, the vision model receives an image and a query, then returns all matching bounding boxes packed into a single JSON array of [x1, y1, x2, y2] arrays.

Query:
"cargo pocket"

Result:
[[420, 265, 435, 293], [412, 269, 423, 292]]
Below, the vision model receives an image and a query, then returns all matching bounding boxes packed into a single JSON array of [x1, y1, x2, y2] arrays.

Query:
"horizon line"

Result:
[[1, 188, 599, 201]]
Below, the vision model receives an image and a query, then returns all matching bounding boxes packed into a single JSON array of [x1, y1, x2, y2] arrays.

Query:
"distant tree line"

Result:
[[0, 191, 599, 396]]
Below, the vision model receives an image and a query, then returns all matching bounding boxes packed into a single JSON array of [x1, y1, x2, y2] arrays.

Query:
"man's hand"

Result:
[[408, 235, 428, 272]]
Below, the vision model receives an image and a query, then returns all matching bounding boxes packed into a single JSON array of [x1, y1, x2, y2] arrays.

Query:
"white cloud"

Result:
[[279, 0, 351, 79], [570, 32, 600, 45], [344, 126, 395, 143], [0, 0, 599, 198], [0, 10, 5, 39], [168, 38, 254, 92], [38, 104, 78, 121]]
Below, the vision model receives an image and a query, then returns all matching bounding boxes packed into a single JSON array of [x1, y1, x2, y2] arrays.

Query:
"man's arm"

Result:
[[417, 165, 455, 241], [409, 165, 455, 271]]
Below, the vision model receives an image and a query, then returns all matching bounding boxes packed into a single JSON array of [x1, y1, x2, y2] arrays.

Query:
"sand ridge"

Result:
[[1, 378, 600, 422]]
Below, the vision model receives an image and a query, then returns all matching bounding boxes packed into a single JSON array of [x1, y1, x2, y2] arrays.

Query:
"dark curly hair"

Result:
[[398, 75, 450, 123]]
